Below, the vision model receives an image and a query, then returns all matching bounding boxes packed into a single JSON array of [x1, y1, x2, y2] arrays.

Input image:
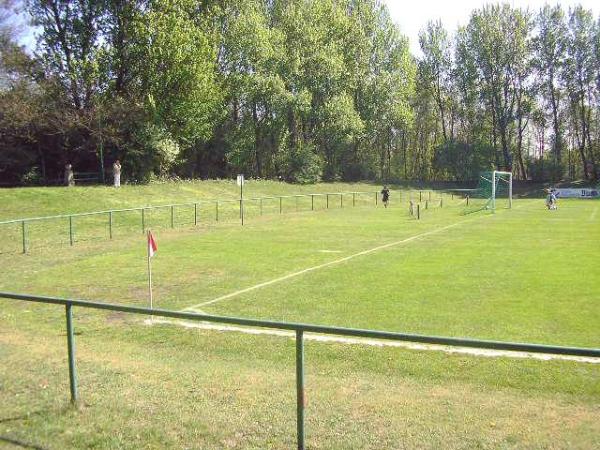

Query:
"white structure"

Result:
[[490, 170, 513, 211]]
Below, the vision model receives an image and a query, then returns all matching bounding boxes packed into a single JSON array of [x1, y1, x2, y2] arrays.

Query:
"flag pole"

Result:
[[147, 231, 153, 311]]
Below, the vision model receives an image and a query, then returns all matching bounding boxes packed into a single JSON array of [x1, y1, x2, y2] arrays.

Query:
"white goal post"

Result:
[[491, 170, 513, 211]]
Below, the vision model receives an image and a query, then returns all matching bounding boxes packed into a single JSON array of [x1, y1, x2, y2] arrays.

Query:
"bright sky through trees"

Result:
[[385, 0, 600, 54]]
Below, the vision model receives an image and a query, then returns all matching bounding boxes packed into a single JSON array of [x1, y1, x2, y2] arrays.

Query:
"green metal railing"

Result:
[[0, 190, 448, 254], [1, 291, 598, 449]]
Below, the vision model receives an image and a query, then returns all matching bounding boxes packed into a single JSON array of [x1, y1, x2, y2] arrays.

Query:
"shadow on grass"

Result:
[[0, 411, 48, 449], [0, 436, 47, 450], [0, 410, 45, 424]]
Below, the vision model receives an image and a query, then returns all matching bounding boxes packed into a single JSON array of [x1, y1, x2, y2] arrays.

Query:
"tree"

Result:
[[564, 6, 598, 180], [533, 4, 567, 168], [419, 20, 454, 143], [463, 4, 530, 172]]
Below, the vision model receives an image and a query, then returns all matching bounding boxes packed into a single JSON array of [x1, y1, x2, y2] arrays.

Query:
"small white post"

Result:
[[147, 232, 153, 311], [508, 173, 513, 209], [491, 170, 496, 212]]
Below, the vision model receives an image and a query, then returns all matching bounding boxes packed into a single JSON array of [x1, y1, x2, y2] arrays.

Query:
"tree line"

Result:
[[0, 1, 598, 185]]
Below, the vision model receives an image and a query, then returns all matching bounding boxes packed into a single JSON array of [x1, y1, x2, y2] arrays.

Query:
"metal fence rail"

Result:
[[1, 291, 598, 449], [0, 190, 448, 254]]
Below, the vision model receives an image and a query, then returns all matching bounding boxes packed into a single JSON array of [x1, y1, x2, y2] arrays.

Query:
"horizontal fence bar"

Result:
[[1, 292, 598, 358]]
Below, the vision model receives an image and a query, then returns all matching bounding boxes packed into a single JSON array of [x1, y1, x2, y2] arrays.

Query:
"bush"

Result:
[[277, 143, 323, 184], [20, 166, 42, 185], [126, 124, 181, 182], [527, 157, 565, 182]]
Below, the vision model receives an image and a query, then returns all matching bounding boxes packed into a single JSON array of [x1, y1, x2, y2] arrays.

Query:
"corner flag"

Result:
[[147, 230, 157, 310], [148, 230, 157, 258]]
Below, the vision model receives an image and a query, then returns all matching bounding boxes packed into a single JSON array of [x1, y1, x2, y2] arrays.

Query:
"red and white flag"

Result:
[[147, 231, 157, 258]]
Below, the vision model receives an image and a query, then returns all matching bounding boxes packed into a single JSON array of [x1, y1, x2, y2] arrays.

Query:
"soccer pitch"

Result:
[[170, 197, 598, 348], [3, 193, 599, 346], [1, 186, 599, 449]]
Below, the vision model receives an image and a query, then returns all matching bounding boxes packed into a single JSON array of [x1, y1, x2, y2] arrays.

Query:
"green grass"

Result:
[[0, 180, 387, 253], [0, 182, 599, 449], [0, 180, 384, 220]]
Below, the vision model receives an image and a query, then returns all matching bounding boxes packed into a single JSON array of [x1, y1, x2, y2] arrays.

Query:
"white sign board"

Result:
[[236, 174, 244, 186], [553, 188, 599, 199]]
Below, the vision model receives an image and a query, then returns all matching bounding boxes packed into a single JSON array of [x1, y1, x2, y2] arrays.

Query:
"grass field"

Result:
[[1, 181, 599, 449]]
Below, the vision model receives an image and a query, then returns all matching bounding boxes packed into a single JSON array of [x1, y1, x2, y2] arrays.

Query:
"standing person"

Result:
[[113, 159, 122, 188], [64, 163, 74, 187], [545, 189, 557, 210], [550, 188, 558, 210], [381, 185, 390, 208]]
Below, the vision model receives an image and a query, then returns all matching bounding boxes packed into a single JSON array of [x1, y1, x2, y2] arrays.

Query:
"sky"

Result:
[[384, 0, 600, 55]]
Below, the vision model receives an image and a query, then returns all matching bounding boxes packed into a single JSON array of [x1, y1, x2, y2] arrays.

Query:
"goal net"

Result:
[[464, 171, 513, 214]]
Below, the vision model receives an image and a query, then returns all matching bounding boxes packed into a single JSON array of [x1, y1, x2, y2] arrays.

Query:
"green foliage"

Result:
[[276, 140, 323, 184], [126, 124, 181, 182], [433, 142, 493, 181], [527, 156, 565, 182], [1, 0, 599, 184], [135, 0, 223, 144]]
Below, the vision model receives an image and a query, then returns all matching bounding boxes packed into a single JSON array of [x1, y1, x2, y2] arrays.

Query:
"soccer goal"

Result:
[[464, 170, 513, 213]]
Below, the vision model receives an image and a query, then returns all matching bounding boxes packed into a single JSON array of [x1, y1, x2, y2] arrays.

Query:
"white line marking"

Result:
[[590, 207, 598, 222], [145, 318, 599, 364], [184, 219, 469, 311], [184, 202, 534, 312]]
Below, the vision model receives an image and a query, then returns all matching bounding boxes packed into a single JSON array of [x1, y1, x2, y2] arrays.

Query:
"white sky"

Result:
[[384, 0, 600, 55]]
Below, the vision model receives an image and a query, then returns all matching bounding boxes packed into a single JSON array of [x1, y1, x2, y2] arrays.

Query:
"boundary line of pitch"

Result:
[[146, 318, 598, 364], [183, 199, 532, 312]]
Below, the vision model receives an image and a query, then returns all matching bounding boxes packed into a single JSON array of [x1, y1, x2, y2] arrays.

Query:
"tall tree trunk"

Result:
[[37, 141, 47, 183], [549, 70, 561, 164], [253, 102, 262, 177], [579, 96, 590, 179]]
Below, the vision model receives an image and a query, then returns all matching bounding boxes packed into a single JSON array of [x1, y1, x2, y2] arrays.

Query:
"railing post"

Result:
[[417, 204, 420, 220], [340, 194, 343, 208], [21, 220, 27, 254], [296, 330, 305, 450], [65, 303, 78, 405], [141, 208, 145, 233], [240, 200, 244, 226], [194, 203, 198, 226], [326, 194, 329, 209], [108, 211, 113, 239], [170, 206, 175, 228], [375, 192, 378, 206], [216, 202, 219, 222], [419, 191, 422, 202], [440, 197, 443, 208], [69, 216, 74, 246], [425, 200, 428, 210], [311, 195, 314, 211], [466, 195, 469, 206]]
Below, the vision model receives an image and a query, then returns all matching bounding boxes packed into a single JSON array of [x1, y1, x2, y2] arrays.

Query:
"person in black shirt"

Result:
[[381, 186, 390, 208]]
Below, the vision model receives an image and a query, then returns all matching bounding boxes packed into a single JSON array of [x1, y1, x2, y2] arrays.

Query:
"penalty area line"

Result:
[[145, 318, 599, 364], [183, 213, 493, 312]]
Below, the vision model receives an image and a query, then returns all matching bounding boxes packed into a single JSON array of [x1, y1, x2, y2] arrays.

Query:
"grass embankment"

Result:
[[0, 180, 386, 254], [0, 182, 598, 449], [0, 180, 382, 220]]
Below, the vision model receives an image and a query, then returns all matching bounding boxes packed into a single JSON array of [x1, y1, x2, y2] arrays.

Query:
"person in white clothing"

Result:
[[64, 163, 74, 186], [113, 159, 122, 187]]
